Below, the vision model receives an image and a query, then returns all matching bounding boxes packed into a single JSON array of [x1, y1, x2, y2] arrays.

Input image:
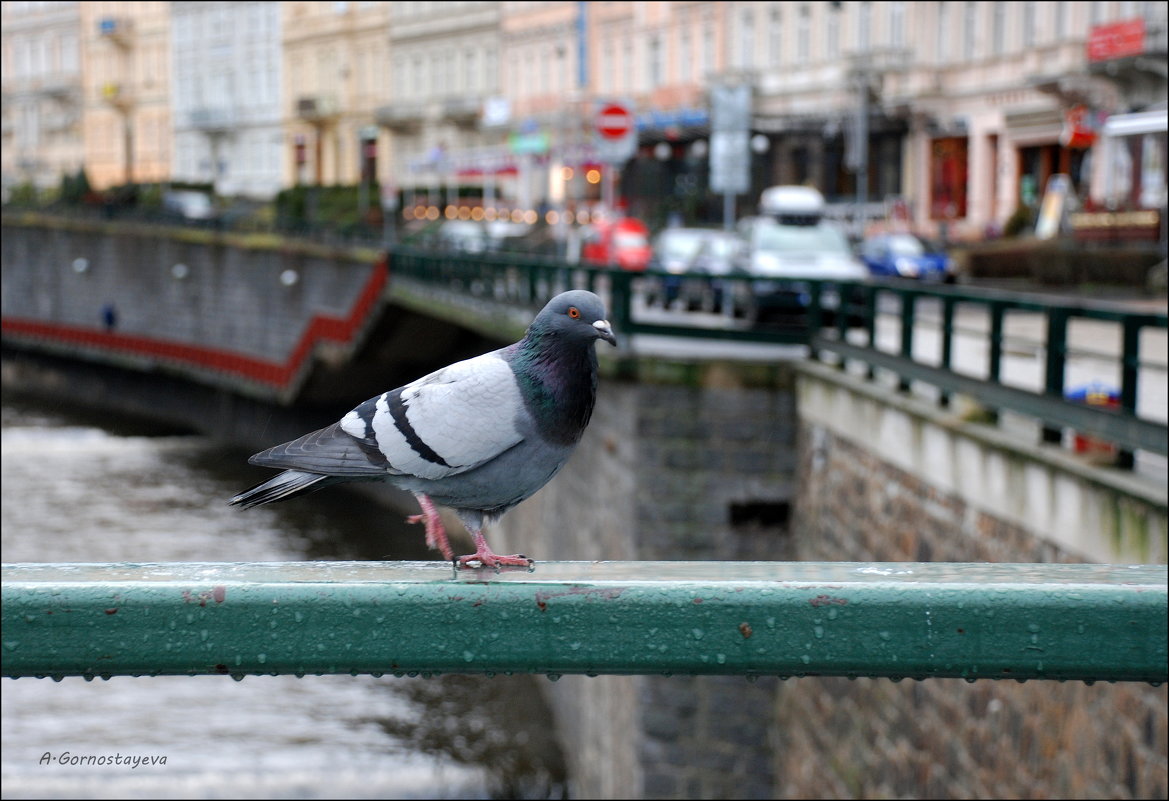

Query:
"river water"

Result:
[[0, 399, 567, 799]]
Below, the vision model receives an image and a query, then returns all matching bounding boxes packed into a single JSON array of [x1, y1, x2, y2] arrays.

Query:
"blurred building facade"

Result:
[[381, 1, 502, 212], [284, 0, 392, 194], [171, 1, 283, 198], [78, 0, 172, 189], [0, 1, 84, 192], [2, 1, 1165, 241]]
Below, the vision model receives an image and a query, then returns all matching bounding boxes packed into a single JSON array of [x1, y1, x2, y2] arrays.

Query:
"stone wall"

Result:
[[783, 365, 1168, 800], [1, 219, 376, 365]]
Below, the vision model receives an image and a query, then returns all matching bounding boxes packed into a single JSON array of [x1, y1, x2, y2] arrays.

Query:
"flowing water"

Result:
[[1, 399, 567, 799]]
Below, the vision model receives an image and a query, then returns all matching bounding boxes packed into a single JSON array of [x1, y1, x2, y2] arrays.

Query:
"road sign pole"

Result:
[[594, 99, 636, 220]]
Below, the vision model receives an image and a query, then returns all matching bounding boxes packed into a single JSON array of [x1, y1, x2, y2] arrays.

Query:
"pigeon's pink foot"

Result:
[[455, 529, 534, 569], [406, 493, 453, 560], [456, 549, 534, 569]]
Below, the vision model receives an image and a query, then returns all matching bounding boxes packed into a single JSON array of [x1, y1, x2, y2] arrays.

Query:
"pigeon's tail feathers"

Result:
[[247, 421, 394, 477], [229, 469, 332, 509]]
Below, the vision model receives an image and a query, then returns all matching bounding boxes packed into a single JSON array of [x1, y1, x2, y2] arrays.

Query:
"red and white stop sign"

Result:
[[596, 103, 633, 140]]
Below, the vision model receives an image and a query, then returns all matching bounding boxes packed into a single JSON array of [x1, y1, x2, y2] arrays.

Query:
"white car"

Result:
[[740, 186, 870, 325]]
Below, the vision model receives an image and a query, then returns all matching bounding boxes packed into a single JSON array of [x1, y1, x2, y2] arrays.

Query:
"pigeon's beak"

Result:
[[593, 319, 618, 346]]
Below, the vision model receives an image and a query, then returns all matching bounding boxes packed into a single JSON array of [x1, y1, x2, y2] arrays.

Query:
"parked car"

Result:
[[581, 216, 652, 271], [740, 187, 870, 326], [162, 190, 216, 222], [859, 232, 956, 282], [649, 227, 746, 310]]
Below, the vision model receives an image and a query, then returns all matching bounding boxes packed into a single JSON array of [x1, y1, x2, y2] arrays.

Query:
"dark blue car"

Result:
[[859, 233, 956, 282]]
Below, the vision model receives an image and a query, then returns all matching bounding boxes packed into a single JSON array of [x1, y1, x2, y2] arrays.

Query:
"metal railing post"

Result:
[[1119, 317, 1142, 470], [1043, 309, 1070, 445], [898, 288, 915, 393], [986, 301, 1005, 423], [939, 295, 956, 408]]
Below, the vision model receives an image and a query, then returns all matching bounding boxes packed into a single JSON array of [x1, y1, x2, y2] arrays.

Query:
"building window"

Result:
[[739, 7, 754, 69], [890, 1, 905, 49], [857, 2, 872, 52], [679, 26, 692, 82], [465, 48, 477, 94], [826, 5, 839, 61], [485, 46, 497, 93], [648, 35, 663, 89], [702, 23, 714, 79], [797, 4, 810, 63], [963, 2, 977, 61], [603, 41, 614, 94], [770, 7, 783, 67], [937, 2, 949, 64], [992, 3, 1006, 55], [623, 38, 633, 93], [1023, 2, 1036, 47]]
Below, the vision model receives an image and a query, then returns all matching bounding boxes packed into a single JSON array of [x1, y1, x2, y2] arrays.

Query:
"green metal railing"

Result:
[[388, 248, 1169, 465], [813, 280, 1169, 466], [3, 561, 1165, 683]]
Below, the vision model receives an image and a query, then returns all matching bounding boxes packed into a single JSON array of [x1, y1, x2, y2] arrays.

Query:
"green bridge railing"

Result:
[[3, 561, 1165, 683], [388, 248, 1169, 467]]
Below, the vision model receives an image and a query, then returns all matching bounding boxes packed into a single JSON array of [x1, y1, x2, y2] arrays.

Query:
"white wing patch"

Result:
[[354, 352, 524, 481]]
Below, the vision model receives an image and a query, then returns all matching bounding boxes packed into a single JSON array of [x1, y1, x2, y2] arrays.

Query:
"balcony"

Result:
[[375, 101, 425, 132], [187, 107, 236, 134], [296, 95, 339, 123], [441, 95, 481, 127], [43, 111, 79, 133], [100, 82, 132, 111], [97, 16, 133, 48]]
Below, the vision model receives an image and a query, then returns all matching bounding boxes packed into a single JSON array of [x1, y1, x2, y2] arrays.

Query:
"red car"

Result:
[[581, 217, 652, 271]]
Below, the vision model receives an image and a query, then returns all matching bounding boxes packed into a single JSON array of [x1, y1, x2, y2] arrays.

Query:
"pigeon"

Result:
[[230, 289, 617, 568]]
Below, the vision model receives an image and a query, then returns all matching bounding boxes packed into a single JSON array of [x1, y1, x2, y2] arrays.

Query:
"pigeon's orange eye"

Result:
[[568, 306, 581, 319]]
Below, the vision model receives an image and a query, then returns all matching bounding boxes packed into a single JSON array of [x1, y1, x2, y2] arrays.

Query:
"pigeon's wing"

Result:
[[250, 350, 526, 481], [345, 350, 526, 480], [246, 420, 393, 477]]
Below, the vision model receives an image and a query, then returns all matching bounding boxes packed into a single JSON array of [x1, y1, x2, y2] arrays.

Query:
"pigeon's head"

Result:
[[533, 290, 617, 347]]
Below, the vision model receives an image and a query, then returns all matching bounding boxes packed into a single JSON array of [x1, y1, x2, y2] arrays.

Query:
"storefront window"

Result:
[[1139, 133, 1166, 210], [930, 137, 967, 220]]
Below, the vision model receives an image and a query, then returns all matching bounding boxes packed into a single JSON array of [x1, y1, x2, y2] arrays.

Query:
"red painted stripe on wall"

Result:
[[1, 257, 389, 391]]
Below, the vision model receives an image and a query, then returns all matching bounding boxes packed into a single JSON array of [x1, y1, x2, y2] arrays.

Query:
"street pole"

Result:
[[856, 72, 869, 235]]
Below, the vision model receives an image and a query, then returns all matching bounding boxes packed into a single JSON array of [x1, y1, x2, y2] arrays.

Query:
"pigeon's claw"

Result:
[[456, 550, 534, 569], [456, 528, 535, 570], [407, 493, 453, 560]]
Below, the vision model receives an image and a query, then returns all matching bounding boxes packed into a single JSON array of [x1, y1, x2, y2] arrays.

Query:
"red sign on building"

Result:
[[1060, 105, 1098, 149], [1087, 18, 1146, 62]]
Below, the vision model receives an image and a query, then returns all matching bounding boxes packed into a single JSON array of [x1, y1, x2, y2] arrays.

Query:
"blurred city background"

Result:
[[2, 0, 1166, 272]]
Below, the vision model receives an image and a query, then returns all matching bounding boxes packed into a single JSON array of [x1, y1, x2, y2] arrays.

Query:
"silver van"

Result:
[[741, 186, 869, 325]]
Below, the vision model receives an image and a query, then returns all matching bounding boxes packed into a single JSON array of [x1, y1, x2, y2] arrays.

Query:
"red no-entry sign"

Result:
[[596, 103, 633, 140]]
